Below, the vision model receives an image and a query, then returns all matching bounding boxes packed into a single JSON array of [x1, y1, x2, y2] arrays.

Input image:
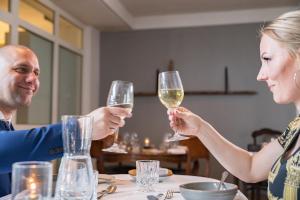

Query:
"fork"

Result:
[[164, 189, 181, 199], [163, 190, 173, 199]]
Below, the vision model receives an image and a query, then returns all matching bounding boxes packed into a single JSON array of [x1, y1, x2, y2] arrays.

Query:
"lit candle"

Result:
[[144, 137, 150, 147], [27, 177, 38, 200]]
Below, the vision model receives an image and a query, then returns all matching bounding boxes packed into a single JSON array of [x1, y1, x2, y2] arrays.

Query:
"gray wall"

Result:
[[99, 23, 295, 179]]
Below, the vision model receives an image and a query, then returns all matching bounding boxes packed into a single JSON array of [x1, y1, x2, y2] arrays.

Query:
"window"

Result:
[[17, 27, 53, 124], [59, 16, 83, 49], [58, 47, 82, 118], [0, 20, 10, 46], [0, 0, 9, 12], [19, 0, 54, 34], [0, 0, 86, 127]]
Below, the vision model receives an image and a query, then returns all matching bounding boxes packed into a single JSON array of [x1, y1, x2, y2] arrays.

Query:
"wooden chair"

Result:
[[242, 128, 281, 200], [90, 134, 114, 172], [179, 136, 210, 177]]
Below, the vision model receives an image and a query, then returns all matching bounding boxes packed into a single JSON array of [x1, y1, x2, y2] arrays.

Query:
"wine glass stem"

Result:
[[114, 128, 119, 144]]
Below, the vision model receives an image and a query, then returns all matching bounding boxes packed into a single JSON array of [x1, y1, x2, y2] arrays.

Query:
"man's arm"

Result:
[[0, 123, 63, 173]]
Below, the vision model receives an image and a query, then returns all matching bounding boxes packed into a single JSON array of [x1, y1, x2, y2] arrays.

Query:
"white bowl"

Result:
[[180, 181, 238, 200]]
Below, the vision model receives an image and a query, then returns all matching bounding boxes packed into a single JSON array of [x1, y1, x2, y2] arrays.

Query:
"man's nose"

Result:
[[25, 72, 38, 83]]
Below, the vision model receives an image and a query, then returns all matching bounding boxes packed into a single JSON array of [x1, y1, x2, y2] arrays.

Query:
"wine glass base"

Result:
[[102, 144, 127, 154], [166, 134, 189, 142]]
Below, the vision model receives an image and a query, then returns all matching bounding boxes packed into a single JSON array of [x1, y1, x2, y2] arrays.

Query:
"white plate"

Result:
[[98, 174, 115, 183]]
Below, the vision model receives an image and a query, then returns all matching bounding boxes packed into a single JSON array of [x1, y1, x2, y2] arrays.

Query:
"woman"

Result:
[[168, 10, 300, 199]]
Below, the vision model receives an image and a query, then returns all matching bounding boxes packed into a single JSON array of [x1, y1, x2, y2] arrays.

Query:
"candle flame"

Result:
[[144, 137, 150, 146]]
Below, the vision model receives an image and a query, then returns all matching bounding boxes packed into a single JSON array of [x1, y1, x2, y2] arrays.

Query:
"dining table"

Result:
[[0, 174, 248, 200], [97, 174, 248, 200]]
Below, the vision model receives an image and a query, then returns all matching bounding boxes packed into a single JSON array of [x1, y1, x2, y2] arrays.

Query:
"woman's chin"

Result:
[[273, 95, 289, 105]]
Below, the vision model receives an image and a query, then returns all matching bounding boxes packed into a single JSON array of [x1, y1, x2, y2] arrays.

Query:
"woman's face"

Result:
[[257, 34, 300, 105]]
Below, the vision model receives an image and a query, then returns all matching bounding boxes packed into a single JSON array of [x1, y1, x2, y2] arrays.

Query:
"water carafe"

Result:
[[55, 115, 94, 200]]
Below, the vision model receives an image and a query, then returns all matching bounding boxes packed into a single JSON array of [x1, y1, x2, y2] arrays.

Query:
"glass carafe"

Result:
[[55, 115, 94, 200]]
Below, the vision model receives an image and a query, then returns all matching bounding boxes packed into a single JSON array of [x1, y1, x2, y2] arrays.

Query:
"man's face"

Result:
[[0, 47, 40, 109]]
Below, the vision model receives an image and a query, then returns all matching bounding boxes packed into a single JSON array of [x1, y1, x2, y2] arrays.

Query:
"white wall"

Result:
[[99, 23, 295, 179]]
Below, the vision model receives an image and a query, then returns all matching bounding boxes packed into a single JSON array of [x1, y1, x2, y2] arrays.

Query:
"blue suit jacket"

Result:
[[0, 121, 63, 197]]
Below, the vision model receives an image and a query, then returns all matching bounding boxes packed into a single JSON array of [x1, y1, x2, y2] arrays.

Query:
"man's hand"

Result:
[[88, 107, 132, 140]]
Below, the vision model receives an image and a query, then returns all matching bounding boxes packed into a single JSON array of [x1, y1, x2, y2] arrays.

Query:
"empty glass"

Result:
[[136, 160, 159, 192], [102, 80, 134, 153], [55, 115, 94, 200], [12, 161, 53, 200]]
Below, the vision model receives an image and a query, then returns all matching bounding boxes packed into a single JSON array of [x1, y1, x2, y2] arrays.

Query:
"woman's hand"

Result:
[[88, 107, 132, 140], [168, 107, 204, 137]]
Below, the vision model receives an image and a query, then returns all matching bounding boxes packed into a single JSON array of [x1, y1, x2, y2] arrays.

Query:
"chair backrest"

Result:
[[90, 134, 114, 157], [252, 128, 281, 145], [179, 136, 209, 160], [248, 128, 281, 152]]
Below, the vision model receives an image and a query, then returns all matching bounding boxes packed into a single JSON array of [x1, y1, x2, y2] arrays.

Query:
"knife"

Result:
[[147, 193, 163, 200]]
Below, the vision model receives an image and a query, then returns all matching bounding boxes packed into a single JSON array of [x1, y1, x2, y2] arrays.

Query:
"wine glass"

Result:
[[102, 80, 134, 153], [158, 71, 188, 142]]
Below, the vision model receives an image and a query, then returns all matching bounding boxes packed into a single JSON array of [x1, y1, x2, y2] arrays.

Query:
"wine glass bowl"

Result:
[[102, 80, 134, 153], [158, 71, 188, 142]]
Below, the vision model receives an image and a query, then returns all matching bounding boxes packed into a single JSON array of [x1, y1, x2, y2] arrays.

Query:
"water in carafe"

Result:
[[55, 115, 94, 200]]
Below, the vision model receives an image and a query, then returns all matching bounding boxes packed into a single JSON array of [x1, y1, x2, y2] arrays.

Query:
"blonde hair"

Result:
[[260, 10, 300, 58]]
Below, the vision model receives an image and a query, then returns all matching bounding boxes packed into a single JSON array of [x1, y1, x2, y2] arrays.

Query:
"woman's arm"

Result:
[[169, 107, 284, 182]]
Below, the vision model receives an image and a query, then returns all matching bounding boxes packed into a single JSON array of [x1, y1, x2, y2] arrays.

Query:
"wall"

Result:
[[99, 23, 295, 179]]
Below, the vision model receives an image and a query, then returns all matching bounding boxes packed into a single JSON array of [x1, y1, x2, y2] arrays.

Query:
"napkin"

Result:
[[167, 145, 187, 154], [159, 168, 169, 176]]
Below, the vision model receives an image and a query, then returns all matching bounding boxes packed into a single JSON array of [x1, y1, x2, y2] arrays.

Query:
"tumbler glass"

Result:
[[136, 160, 159, 192]]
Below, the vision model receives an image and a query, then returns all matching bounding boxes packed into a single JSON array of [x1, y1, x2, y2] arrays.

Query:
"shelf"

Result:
[[134, 90, 257, 97], [135, 63, 257, 97]]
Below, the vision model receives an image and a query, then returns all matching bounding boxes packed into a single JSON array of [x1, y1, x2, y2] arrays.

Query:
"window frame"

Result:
[[0, 0, 93, 129]]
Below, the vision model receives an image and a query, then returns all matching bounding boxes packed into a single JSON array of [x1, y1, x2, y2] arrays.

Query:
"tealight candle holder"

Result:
[[12, 161, 52, 200], [144, 137, 150, 149]]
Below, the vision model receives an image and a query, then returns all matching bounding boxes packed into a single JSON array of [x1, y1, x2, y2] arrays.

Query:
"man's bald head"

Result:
[[0, 45, 40, 115], [0, 45, 38, 69]]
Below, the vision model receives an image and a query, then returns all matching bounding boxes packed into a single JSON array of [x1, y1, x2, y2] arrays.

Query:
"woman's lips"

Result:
[[268, 84, 275, 91]]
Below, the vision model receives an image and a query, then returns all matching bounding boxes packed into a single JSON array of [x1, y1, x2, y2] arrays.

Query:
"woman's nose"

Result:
[[257, 67, 267, 81]]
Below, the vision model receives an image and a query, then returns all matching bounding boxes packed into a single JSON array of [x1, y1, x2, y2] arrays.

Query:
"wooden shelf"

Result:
[[135, 62, 257, 97], [135, 90, 257, 97]]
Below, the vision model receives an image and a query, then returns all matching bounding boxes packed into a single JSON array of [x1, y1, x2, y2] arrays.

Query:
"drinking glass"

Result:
[[136, 160, 159, 192], [91, 170, 98, 200], [55, 115, 94, 200], [158, 71, 188, 142], [102, 80, 134, 153], [12, 161, 53, 200]]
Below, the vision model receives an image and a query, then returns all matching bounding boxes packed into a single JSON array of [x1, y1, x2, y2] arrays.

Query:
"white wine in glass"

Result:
[[102, 80, 134, 153], [158, 89, 184, 108], [158, 71, 188, 142]]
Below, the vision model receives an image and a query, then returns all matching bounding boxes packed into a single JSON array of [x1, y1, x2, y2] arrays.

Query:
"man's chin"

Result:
[[16, 98, 32, 107]]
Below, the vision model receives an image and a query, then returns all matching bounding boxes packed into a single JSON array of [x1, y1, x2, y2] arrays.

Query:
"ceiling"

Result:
[[51, 0, 300, 31]]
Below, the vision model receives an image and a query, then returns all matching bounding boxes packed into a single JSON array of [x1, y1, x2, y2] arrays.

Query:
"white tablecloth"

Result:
[[0, 174, 248, 200], [98, 174, 248, 200]]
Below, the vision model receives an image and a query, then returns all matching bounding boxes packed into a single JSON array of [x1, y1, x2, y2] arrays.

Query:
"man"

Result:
[[0, 45, 131, 196]]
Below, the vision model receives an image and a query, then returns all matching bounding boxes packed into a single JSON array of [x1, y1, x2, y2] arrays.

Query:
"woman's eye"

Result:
[[263, 57, 271, 62]]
